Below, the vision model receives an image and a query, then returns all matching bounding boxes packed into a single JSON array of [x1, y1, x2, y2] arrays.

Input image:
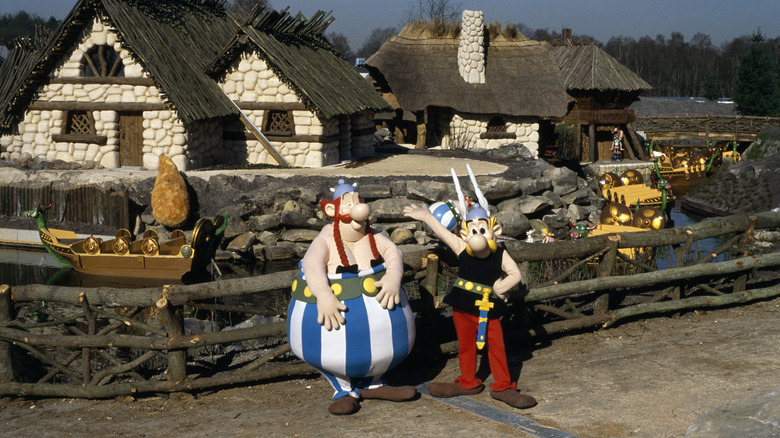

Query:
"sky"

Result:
[[1, 0, 778, 50]]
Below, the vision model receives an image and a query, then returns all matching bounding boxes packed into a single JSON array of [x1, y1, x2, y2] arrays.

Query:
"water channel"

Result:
[[0, 206, 725, 289]]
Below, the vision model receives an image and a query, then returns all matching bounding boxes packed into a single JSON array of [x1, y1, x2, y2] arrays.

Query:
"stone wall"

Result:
[[0, 18, 203, 170], [458, 10, 486, 84], [219, 52, 346, 167], [442, 112, 540, 155]]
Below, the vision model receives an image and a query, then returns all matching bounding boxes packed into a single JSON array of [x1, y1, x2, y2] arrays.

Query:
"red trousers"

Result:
[[452, 308, 516, 392]]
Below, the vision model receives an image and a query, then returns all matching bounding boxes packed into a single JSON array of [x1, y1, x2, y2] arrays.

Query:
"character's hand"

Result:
[[316, 293, 347, 331], [403, 203, 431, 222], [374, 278, 401, 310], [493, 288, 510, 303]]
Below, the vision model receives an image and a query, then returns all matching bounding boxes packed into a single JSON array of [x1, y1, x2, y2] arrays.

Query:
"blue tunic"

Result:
[[287, 264, 416, 399]]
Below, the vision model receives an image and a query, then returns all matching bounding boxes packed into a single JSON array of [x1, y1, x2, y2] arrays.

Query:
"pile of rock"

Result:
[[160, 162, 608, 264]]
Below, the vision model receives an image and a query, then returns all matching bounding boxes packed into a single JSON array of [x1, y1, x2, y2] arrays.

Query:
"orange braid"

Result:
[[332, 218, 350, 267], [367, 221, 381, 260]]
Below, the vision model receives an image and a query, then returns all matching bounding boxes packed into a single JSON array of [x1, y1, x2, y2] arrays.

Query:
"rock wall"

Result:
[[458, 10, 485, 84], [128, 155, 607, 263], [443, 112, 540, 155]]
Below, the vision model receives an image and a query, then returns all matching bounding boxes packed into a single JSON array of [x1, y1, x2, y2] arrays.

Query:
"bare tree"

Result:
[[356, 26, 397, 59], [225, 0, 269, 15], [404, 0, 462, 22], [326, 32, 355, 62]]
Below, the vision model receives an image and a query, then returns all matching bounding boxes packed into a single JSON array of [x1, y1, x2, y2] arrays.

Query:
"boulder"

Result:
[[226, 231, 257, 253], [498, 196, 553, 215], [390, 228, 414, 244], [151, 154, 190, 228], [494, 210, 530, 238], [544, 166, 579, 196]]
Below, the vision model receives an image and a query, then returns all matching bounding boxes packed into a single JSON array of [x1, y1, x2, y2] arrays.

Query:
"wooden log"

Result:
[[526, 251, 780, 303], [156, 298, 186, 383], [89, 350, 157, 386], [504, 211, 780, 262], [11, 270, 298, 306], [0, 321, 288, 350], [79, 293, 96, 385], [0, 363, 316, 399], [594, 236, 619, 314], [0, 285, 13, 383]]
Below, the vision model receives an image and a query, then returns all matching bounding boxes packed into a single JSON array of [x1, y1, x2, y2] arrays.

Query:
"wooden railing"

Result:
[[635, 114, 780, 142], [1, 211, 779, 399]]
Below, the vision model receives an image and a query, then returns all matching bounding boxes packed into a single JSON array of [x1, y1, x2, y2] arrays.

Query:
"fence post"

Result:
[[156, 297, 187, 385], [734, 216, 757, 292], [0, 285, 14, 383], [594, 236, 619, 314]]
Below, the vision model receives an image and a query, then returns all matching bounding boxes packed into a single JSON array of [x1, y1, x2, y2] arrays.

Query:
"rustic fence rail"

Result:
[[635, 114, 780, 142], [0, 212, 778, 399]]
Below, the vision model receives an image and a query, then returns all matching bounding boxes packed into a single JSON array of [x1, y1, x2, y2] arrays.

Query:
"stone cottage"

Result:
[[0, 0, 388, 170], [365, 10, 571, 155]]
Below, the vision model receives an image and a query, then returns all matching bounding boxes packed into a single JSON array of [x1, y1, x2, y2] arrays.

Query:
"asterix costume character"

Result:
[[403, 165, 536, 409], [287, 179, 416, 415]]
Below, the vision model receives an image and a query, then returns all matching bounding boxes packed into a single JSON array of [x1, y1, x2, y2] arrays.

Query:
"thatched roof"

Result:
[[364, 21, 571, 118], [207, 7, 389, 119], [0, 34, 51, 132], [552, 44, 652, 92], [0, 0, 239, 133]]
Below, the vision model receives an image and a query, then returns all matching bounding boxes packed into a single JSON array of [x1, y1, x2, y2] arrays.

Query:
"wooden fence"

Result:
[[1, 211, 779, 399], [635, 114, 780, 142], [0, 184, 130, 230]]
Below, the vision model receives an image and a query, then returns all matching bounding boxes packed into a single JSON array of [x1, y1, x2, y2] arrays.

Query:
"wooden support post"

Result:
[[0, 285, 13, 383], [594, 236, 619, 314], [734, 216, 757, 292], [422, 254, 439, 297], [156, 298, 187, 384], [415, 111, 426, 149], [78, 293, 96, 385], [672, 230, 695, 300], [589, 124, 596, 162]]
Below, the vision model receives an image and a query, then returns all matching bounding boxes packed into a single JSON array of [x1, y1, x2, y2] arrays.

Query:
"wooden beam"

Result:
[[49, 77, 156, 86], [29, 101, 170, 111]]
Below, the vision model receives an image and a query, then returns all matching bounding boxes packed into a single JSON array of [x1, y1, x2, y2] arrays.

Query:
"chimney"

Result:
[[458, 10, 485, 84], [562, 28, 572, 43]]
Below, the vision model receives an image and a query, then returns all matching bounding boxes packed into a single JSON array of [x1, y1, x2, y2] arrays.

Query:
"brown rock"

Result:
[[151, 154, 190, 228]]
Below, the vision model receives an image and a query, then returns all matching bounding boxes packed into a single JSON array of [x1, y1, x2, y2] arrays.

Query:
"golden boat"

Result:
[[26, 203, 225, 281], [598, 170, 673, 210]]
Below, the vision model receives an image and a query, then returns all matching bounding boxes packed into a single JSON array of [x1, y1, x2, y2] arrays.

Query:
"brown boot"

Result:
[[426, 382, 484, 398], [360, 385, 417, 401], [490, 389, 537, 409], [328, 396, 360, 415]]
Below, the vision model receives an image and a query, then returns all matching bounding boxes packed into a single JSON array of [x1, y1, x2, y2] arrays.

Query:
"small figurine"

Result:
[[287, 179, 416, 415], [612, 127, 624, 162], [403, 165, 536, 409]]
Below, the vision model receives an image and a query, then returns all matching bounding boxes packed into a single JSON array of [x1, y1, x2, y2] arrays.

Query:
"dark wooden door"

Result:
[[119, 112, 144, 166]]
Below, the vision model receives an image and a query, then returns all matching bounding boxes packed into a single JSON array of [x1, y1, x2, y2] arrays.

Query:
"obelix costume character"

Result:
[[403, 165, 536, 409], [287, 180, 416, 415]]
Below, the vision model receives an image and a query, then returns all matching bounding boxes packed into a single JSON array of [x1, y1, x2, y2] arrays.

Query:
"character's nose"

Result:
[[350, 203, 370, 222], [467, 234, 488, 252]]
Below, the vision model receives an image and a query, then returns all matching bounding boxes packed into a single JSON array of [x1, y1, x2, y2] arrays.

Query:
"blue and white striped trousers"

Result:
[[287, 268, 415, 400]]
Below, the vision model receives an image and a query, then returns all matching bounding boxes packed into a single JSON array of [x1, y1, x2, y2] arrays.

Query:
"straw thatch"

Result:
[[365, 22, 570, 118], [0, 0, 240, 133], [552, 44, 652, 92], [207, 6, 389, 119]]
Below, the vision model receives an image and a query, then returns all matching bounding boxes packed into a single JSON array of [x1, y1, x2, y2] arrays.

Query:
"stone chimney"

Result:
[[458, 10, 485, 84], [562, 28, 572, 43]]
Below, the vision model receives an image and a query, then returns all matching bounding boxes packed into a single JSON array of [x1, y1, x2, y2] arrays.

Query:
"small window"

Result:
[[262, 110, 295, 136], [83, 44, 124, 77], [64, 111, 96, 135], [480, 116, 516, 139], [486, 116, 507, 133]]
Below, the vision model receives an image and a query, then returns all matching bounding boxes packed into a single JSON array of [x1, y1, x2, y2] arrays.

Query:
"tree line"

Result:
[[3, 1, 778, 116]]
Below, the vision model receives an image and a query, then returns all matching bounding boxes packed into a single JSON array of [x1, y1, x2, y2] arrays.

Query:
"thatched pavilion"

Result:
[[551, 31, 652, 161], [0, 0, 387, 170], [365, 11, 571, 156]]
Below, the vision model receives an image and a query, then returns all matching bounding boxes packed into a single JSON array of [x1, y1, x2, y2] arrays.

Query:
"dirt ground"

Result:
[[2, 296, 779, 438]]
